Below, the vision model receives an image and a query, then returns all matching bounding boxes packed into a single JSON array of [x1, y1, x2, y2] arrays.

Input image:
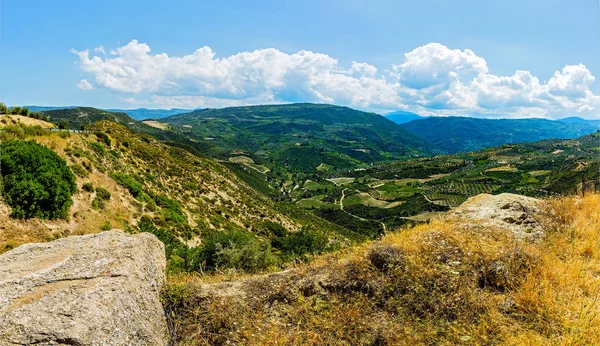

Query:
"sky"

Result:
[[1, 0, 599, 118]]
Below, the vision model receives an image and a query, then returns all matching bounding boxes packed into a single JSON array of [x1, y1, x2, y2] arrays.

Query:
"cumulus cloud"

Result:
[[76, 79, 94, 90], [72, 41, 599, 119]]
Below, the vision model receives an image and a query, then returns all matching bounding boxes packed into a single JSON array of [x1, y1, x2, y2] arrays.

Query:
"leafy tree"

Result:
[[9, 106, 21, 115], [0, 103, 7, 114], [17, 107, 30, 117], [0, 140, 77, 219], [58, 120, 69, 130]]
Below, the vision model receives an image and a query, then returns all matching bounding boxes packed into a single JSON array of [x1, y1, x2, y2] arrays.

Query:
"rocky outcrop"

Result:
[[449, 193, 544, 240], [0, 230, 169, 346]]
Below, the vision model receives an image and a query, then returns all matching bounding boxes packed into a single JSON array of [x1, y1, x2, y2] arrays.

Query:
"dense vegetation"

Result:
[[0, 140, 76, 219], [400, 116, 599, 153], [161, 103, 431, 171]]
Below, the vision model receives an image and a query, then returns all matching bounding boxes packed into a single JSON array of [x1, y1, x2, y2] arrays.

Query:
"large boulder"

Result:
[[449, 193, 544, 240], [0, 230, 169, 346]]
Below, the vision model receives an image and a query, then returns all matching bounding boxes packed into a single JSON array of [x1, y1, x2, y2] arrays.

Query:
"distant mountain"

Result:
[[41, 107, 138, 129], [557, 116, 600, 127], [400, 116, 599, 154], [162, 103, 431, 171], [106, 108, 194, 120], [384, 110, 425, 124], [24, 106, 77, 113]]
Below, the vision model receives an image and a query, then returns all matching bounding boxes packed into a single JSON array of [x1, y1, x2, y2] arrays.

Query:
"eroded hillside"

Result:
[[0, 116, 359, 256]]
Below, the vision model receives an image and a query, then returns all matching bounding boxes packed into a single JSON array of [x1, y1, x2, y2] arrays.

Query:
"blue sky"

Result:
[[1, 0, 599, 118]]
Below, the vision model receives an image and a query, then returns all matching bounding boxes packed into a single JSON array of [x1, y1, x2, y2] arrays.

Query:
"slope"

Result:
[[0, 119, 363, 259], [161, 103, 432, 171], [166, 193, 600, 345], [400, 116, 598, 153]]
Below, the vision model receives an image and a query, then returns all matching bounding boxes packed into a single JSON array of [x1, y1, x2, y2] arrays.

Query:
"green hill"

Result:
[[161, 103, 432, 171], [400, 116, 598, 154], [0, 119, 365, 271]]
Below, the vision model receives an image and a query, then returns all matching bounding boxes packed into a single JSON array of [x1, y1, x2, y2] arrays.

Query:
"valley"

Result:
[[34, 103, 600, 243]]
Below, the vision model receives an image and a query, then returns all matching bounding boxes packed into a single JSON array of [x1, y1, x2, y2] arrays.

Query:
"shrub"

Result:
[[0, 102, 7, 114], [9, 106, 21, 115], [272, 227, 329, 260], [0, 140, 77, 219], [70, 164, 88, 178], [17, 107, 29, 117], [94, 131, 111, 146], [110, 172, 144, 198], [92, 186, 111, 210], [95, 187, 111, 200], [189, 230, 277, 273], [82, 182, 94, 192], [88, 142, 105, 155]]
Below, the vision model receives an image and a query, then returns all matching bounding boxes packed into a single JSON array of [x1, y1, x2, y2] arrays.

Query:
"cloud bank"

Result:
[[72, 40, 599, 118]]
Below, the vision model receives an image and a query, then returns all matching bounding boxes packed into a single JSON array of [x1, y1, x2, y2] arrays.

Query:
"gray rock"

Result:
[[0, 230, 169, 346], [449, 193, 544, 240]]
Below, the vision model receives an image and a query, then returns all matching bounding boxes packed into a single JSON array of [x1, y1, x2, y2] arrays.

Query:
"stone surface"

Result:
[[449, 193, 544, 240], [0, 230, 169, 346]]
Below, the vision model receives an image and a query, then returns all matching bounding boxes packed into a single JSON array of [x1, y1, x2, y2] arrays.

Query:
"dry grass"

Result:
[[167, 194, 600, 345]]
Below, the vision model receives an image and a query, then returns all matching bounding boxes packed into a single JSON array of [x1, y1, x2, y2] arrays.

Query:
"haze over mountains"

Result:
[[398, 116, 599, 153]]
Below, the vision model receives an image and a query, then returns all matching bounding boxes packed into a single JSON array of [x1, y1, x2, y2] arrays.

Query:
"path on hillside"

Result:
[[339, 188, 387, 233]]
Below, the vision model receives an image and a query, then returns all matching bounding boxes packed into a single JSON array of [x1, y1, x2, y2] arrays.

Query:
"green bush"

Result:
[[92, 186, 112, 210], [272, 227, 329, 260], [70, 164, 88, 178], [110, 172, 144, 198], [94, 131, 111, 146], [88, 142, 105, 155], [0, 102, 7, 114], [0, 140, 77, 219], [82, 182, 94, 192], [18, 107, 30, 117], [95, 187, 111, 200], [189, 230, 277, 273], [9, 106, 21, 115]]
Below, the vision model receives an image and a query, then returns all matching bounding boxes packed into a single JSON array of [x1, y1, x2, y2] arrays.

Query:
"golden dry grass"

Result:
[[167, 194, 600, 345]]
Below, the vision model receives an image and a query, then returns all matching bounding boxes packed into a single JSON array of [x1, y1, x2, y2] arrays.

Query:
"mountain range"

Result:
[[36, 103, 600, 160], [398, 116, 599, 153], [160, 103, 431, 171]]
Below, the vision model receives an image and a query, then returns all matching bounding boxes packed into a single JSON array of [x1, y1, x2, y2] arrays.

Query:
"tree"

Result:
[[9, 106, 21, 115], [0, 140, 77, 219], [58, 120, 69, 130], [17, 107, 30, 117], [0, 103, 7, 114]]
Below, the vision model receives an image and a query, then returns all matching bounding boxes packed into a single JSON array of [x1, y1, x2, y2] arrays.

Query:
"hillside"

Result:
[[383, 109, 425, 124], [400, 116, 598, 153], [161, 103, 432, 171], [557, 116, 600, 127], [281, 131, 600, 235], [165, 193, 600, 345], [41, 107, 139, 130], [0, 120, 365, 269]]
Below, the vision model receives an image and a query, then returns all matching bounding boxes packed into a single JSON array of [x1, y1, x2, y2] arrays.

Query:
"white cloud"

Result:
[[72, 40, 600, 119], [394, 43, 488, 89], [76, 79, 94, 90]]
